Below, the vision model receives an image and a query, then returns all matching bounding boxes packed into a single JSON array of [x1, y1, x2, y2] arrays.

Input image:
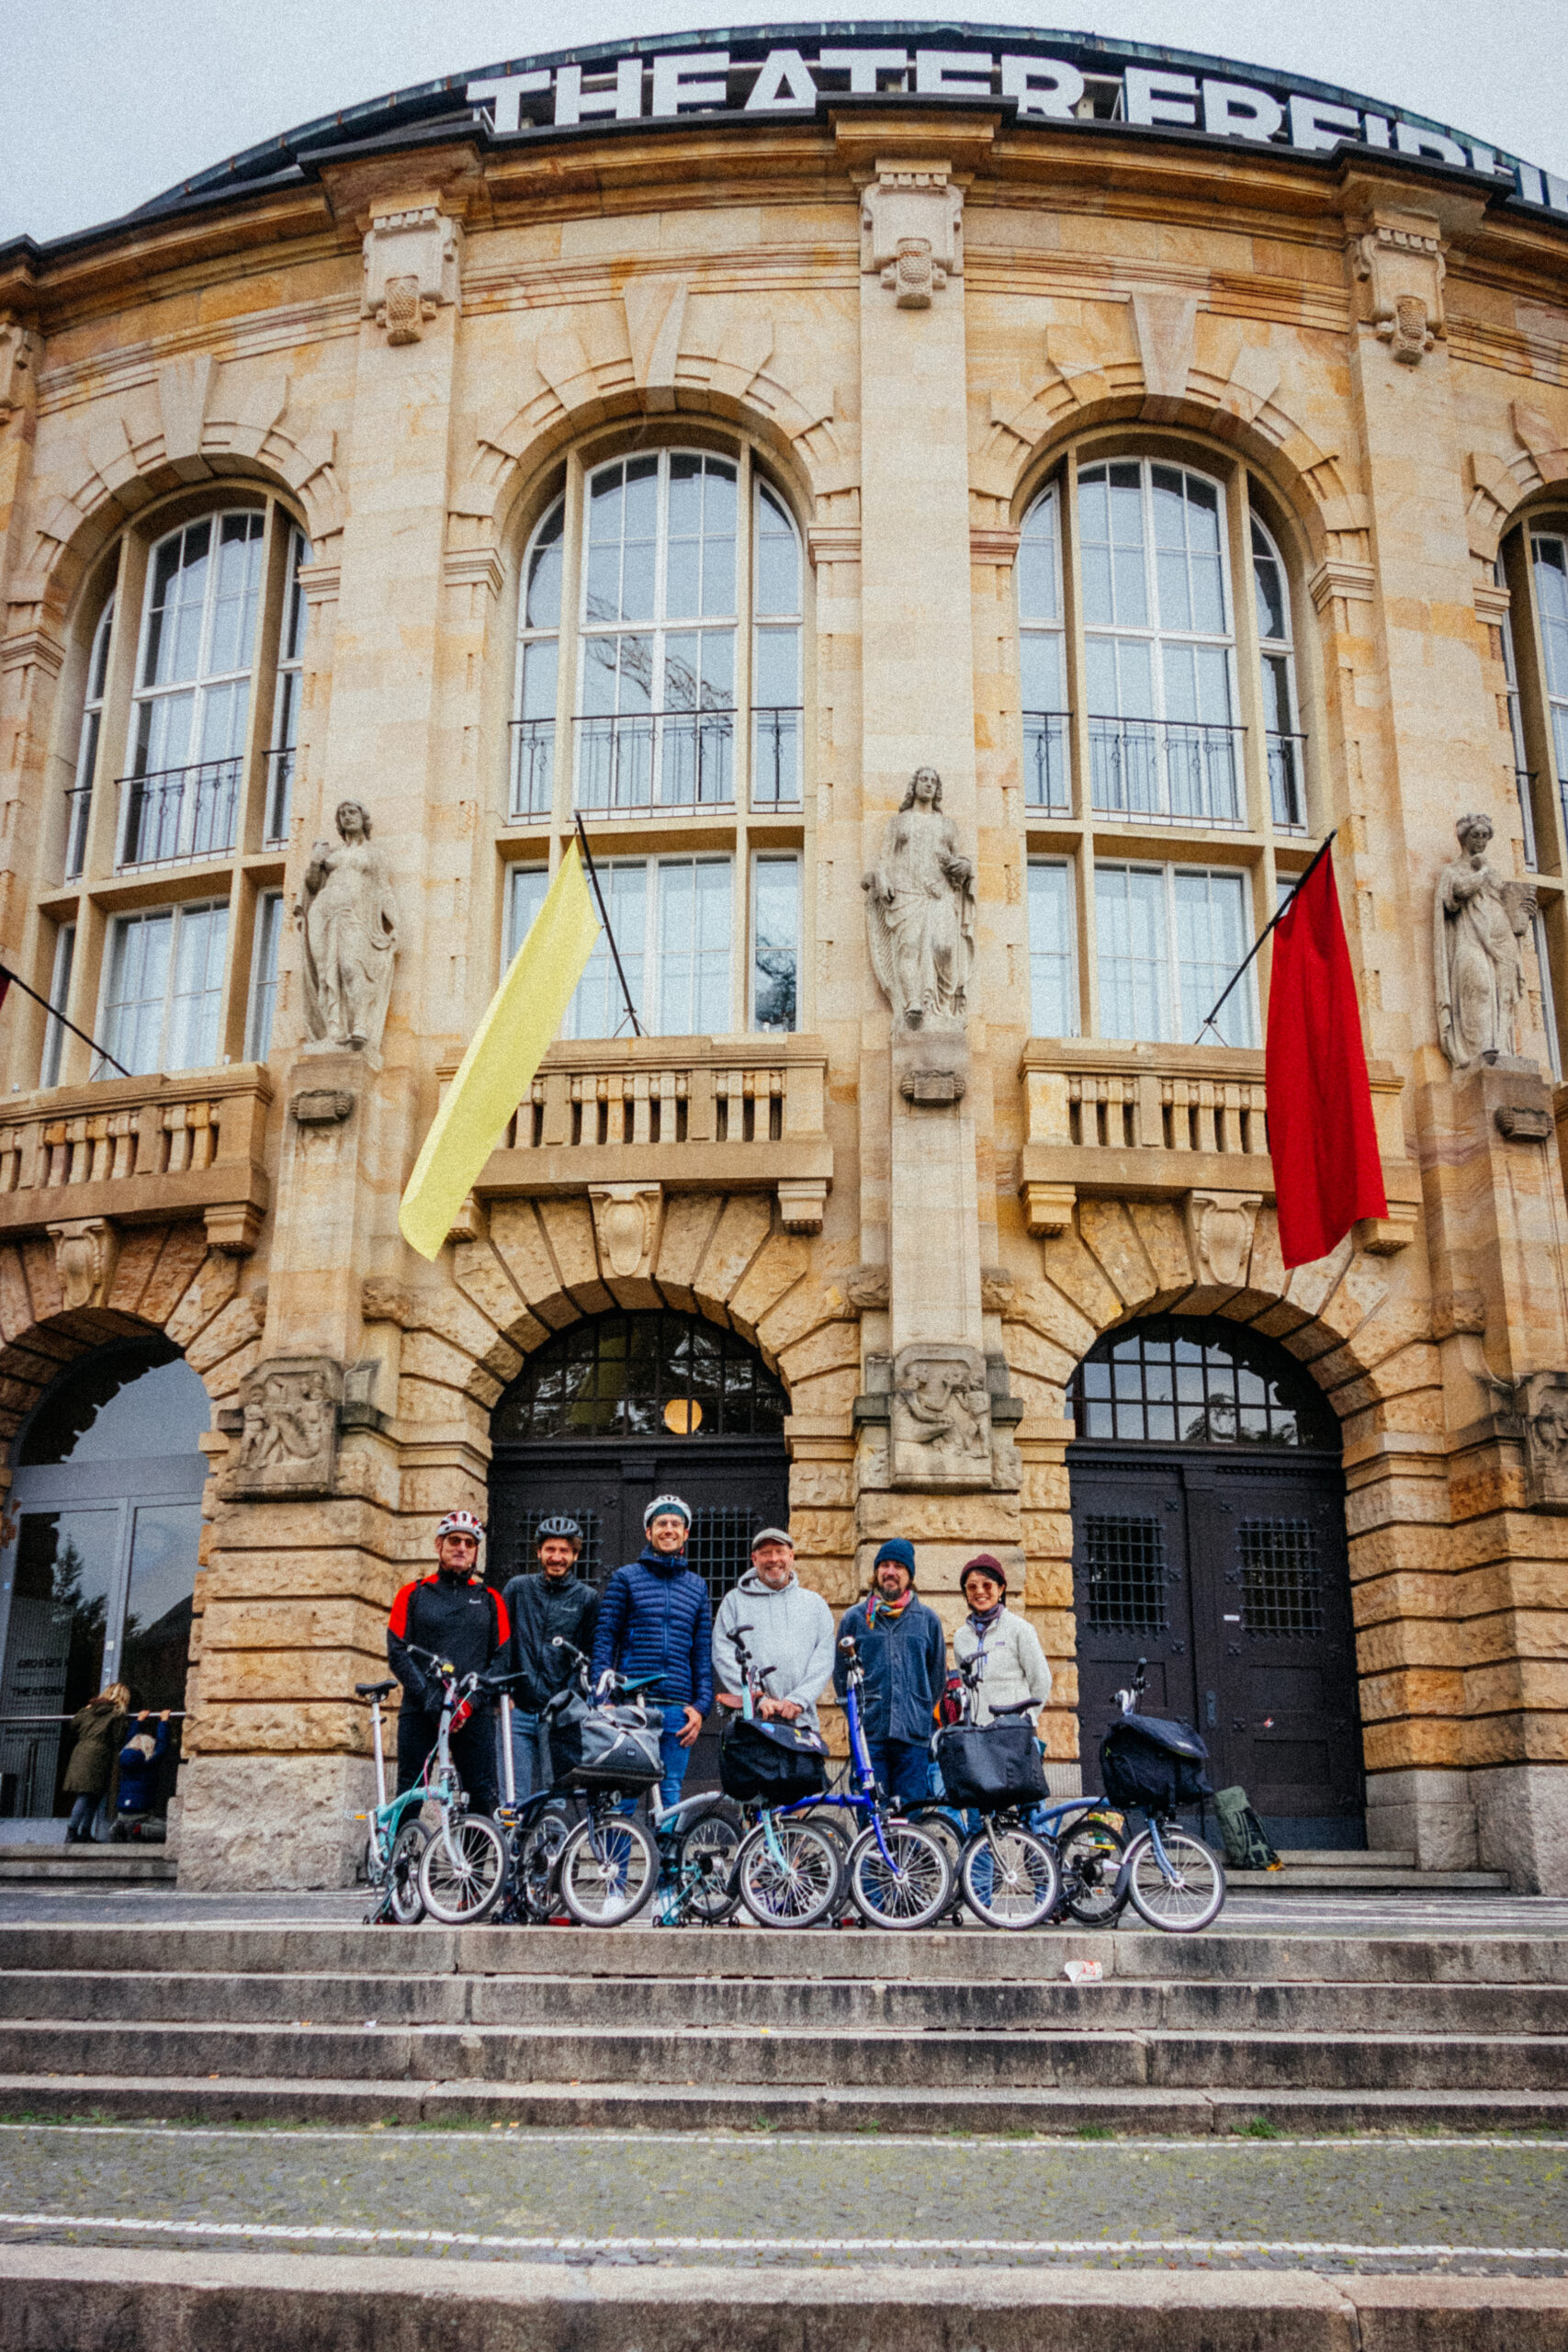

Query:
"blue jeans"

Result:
[[657, 1706, 695, 1813], [507, 1710, 555, 1803], [865, 1736, 932, 1804]]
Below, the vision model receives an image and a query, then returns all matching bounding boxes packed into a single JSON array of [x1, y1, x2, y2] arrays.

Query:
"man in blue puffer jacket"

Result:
[[591, 1494, 713, 1809]]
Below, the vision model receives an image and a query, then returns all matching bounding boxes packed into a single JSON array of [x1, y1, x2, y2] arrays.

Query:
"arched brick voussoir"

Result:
[[398, 1326, 511, 1414], [692, 1195, 776, 1318], [450, 1241, 553, 1359], [488, 1200, 583, 1333], [395, 1283, 525, 1395], [1307, 1296, 1438, 1398], [1076, 1200, 1164, 1317]]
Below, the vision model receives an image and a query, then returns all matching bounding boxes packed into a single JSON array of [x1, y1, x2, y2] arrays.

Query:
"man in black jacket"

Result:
[[501, 1516, 599, 1798], [387, 1509, 510, 1809]]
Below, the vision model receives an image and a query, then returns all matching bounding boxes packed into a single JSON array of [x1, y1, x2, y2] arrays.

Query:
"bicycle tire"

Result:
[[903, 1804, 964, 1876], [674, 1811, 743, 1923], [387, 1819, 428, 1925], [518, 1808, 572, 1921], [1124, 1825, 1227, 1933], [960, 1821, 1061, 1929], [847, 1820, 953, 1930], [558, 1812, 659, 1927], [1056, 1814, 1128, 1928], [735, 1817, 842, 1928], [417, 1811, 507, 1925]]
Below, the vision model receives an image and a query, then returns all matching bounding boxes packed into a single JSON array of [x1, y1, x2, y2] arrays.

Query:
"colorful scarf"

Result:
[[866, 1588, 914, 1631]]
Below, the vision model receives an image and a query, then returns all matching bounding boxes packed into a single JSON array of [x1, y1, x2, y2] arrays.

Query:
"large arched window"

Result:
[[495, 1308, 788, 1442], [1017, 450, 1312, 1050], [504, 442, 807, 1040], [45, 495, 309, 1090], [1496, 514, 1568, 1077], [1069, 1316, 1337, 1449]]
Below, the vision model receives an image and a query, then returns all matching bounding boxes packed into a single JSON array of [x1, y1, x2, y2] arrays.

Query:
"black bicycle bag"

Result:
[[718, 1713, 829, 1804], [1100, 1712, 1213, 1815], [573, 1703, 662, 1789], [933, 1718, 1049, 1813]]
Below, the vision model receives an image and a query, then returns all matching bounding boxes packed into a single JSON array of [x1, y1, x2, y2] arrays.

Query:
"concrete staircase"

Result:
[[1227, 1848, 1510, 1892], [1, 1919, 1564, 2134], [0, 1845, 175, 1883]]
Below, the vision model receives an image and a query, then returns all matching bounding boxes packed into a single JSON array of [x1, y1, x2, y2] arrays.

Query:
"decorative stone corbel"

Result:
[[1021, 1181, 1077, 1238], [291, 1087, 355, 1126], [777, 1180, 828, 1234], [0, 319, 40, 419], [1349, 216, 1446, 364], [589, 1182, 664, 1282], [47, 1217, 118, 1313], [1515, 1369, 1568, 1513], [839, 1263, 891, 1316], [1185, 1190, 1262, 1289], [859, 164, 964, 308], [204, 1202, 265, 1258], [361, 205, 463, 345]]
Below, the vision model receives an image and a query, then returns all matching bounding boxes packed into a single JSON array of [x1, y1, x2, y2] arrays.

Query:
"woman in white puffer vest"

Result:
[[951, 1554, 1052, 1727]]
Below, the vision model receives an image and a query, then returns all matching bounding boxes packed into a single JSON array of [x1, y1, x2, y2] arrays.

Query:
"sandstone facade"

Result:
[[1, 38, 1566, 1889]]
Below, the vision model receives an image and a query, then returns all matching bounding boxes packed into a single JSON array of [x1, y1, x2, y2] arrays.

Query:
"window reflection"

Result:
[[1069, 1317, 1335, 1449], [494, 1310, 788, 1442]]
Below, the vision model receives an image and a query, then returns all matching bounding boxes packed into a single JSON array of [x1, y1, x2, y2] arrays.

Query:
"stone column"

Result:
[[1341, 174, 1568, 1891], [179, 160, 474, 1888]]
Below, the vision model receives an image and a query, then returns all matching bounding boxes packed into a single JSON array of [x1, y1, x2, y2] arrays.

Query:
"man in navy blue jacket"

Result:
[[590, 1494, 713, 1809], [834, 1537, 947, 1803]]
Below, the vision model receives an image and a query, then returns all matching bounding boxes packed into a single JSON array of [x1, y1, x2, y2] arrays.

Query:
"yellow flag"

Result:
[[399, 841, 601, 1261]]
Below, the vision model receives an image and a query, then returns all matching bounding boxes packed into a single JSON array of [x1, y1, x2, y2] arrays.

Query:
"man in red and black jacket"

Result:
[[387, 1509, 510, 1812]]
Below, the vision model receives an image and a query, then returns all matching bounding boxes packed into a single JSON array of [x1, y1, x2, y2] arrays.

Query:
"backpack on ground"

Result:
[[933, 1718, 1049, 1813], [1213, 1784, 1281, 1871]]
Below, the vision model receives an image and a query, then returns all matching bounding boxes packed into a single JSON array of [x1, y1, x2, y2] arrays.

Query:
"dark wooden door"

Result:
[[1070, 1447, 1361, 1839]]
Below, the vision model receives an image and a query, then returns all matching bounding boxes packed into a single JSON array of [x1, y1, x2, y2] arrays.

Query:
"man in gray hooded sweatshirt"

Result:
[[712, 1526, 835, 1729]]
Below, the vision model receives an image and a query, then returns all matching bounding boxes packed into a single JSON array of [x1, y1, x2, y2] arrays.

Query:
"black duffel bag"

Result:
[[933, 1718, 1048, 1813], [1100, 1712, 1212, 1815], [719, 1712, 829, 1805]]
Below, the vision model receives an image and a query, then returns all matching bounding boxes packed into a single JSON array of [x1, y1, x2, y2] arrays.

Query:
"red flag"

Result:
[[1265, 853, 1387, 1268]]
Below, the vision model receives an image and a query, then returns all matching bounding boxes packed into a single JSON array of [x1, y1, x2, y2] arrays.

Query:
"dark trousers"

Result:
[[396, 1704, 499, 1814], [865, 1736, 934, 1804]]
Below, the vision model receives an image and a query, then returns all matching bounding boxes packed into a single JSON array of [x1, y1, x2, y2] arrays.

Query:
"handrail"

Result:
[[1089, 714, 1247, 830]]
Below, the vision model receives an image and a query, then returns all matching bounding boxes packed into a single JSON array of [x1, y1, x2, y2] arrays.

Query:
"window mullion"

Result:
[[555, 451, 586, 858], [1226, 466, 1269, 839]]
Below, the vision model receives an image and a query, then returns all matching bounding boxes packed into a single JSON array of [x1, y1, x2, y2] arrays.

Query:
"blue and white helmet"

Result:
[[643, 1493, 692, 1532]]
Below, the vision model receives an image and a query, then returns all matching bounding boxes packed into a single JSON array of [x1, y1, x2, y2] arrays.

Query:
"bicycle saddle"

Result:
[[355, 1680, 396, 1701]]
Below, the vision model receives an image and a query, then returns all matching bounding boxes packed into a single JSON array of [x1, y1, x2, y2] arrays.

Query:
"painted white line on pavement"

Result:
[[2, 2213, 1567, 2261], [0, 2123, 1562, 2154]]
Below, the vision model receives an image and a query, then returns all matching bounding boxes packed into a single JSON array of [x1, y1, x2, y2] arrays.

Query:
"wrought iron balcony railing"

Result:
[[509, 718, 555, 823], [750, 707, 804, 810], [1268, 731, 1309, 832], [1022, 711, 1072, 813], [116, 758, 242, 870], [1089, 716, 1246, 830], [574, 708, 736, 816]]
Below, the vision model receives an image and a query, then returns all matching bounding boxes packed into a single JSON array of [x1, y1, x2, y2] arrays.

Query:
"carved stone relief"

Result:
[[222, 1357, 343, 1499], [361, 206, 463, 344], [1350, 217, 1446, 364], [1185, 1190, 1261, 1289], [859, 167, 964, 307], [1516, 1370, 1568, 1513], [890, 1342, 993, 1488], [1435, 813, 1537, 1072], [47, 1217, 118, 1313], [863, 767, 975, 1104], [297, 801, 399, 1054], [589, 1182, 663, 1282], [0, 319, 39, 418]]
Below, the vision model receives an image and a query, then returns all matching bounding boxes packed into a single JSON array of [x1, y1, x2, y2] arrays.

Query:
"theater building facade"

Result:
[[2, 24, 1568, 1888]]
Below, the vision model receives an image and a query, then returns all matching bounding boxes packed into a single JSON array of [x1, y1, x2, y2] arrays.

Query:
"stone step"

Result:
[[5, 2016, 1567, 2090], [1228, 1866, 1511, 1891], [3, 1923, 1566, 1985], [5, 2069, 1568, 2136], [0, 1847, 175, 1882], [11, 2244, 1566, 2352], [6, 1967, 1568, 2038]]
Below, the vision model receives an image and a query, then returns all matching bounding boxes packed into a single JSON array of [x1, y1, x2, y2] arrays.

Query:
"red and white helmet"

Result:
[[436, 1509, 485, 1544]]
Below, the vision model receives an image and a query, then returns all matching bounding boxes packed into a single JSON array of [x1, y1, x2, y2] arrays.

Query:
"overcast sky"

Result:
[[2, 0, 1563, 248]]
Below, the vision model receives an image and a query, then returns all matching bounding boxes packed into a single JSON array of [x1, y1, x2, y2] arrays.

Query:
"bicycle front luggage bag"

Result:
[[933, 1718, 1048, 1812], [573, 1704, 663, 1789], [719, 1713, 829, 1805]]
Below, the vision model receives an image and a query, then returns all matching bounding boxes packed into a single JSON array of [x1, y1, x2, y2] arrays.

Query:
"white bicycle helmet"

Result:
[[436, 1509, 485, 1543]]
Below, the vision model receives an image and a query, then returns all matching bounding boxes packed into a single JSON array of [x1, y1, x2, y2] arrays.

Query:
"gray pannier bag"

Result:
[[573, 1702, 662, 1789]]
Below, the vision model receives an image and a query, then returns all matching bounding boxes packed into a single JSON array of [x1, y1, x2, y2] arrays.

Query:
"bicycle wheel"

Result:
[[1125, 1825, 1227, 1933], [904, 1804, 964, 1877], [387, 1819, 428, 1925], [735, 1817, 842, 1928], [675, 1811, 742, 1923], [847, 1820, 953, 1930], [558, 1812, 659, 1927], [960, 1822, 1060, 1930], [417, 1811, 507, 1925], [519, 1808, 571, 1921], [1057, 1814, 1128, 1928]]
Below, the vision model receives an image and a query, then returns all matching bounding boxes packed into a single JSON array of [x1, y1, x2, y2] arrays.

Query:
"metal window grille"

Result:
[[495, 1311, 788, 1442], [1070, 1317, 1336, 1450], [1083, 1513, 1169, 1634], [489, 1510, 603, 1595], [685, 1506, 767, 1612], [1238, 1518, 1322, 1637]]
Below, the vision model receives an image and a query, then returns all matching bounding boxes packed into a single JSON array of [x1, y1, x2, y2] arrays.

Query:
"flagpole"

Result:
[[0, 960, 131, 1079], [572, 813, 644, 1039], [1192, 830, 1337, 1046]]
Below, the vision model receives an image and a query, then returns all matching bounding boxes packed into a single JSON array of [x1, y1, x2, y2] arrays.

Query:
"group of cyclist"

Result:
[[385, 1494, 1055, 1811]]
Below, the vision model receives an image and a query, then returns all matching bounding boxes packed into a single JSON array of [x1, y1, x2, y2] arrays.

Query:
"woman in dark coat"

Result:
[[63, 1683, 130, 1841]]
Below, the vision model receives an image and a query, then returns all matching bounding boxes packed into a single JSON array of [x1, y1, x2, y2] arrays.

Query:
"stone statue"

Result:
[[863, 768, 976, 1031], [1435, 813, 1536, 1071], [298, 801, 399, 1053]]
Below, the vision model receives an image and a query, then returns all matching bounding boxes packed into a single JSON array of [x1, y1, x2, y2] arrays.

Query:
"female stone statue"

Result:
[[1434, 812, 1535, 1070], [863, 766, 976, 1027], [298, 800, 399, 1053]]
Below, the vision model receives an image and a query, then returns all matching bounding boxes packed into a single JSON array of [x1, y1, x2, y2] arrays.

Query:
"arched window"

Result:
[[494, 1309, 788, 1442], [1069, 1316, 1337, 1448], [1495, 516, 1568, 1076], [48, 495, 310, 1091], [1018, 485, 1067, 811], [1251, 514, 1303, 830], [505, 445, 807, 1040]]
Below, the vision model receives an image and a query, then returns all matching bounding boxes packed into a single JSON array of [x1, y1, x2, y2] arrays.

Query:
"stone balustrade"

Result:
[[0, 1066, 273, 1255], [456, 1034, 834, 1232], [1019, 1037, 1417, 1250]]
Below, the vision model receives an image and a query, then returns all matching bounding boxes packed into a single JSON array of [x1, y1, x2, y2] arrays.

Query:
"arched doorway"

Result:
[[490, 1309, 790, 1789], [0, 1338, 209, 1829], [1068, 1315, 1362, 1847]]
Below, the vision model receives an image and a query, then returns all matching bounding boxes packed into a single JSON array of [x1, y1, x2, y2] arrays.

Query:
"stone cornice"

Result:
[[1308, 557, 1378, 613]]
